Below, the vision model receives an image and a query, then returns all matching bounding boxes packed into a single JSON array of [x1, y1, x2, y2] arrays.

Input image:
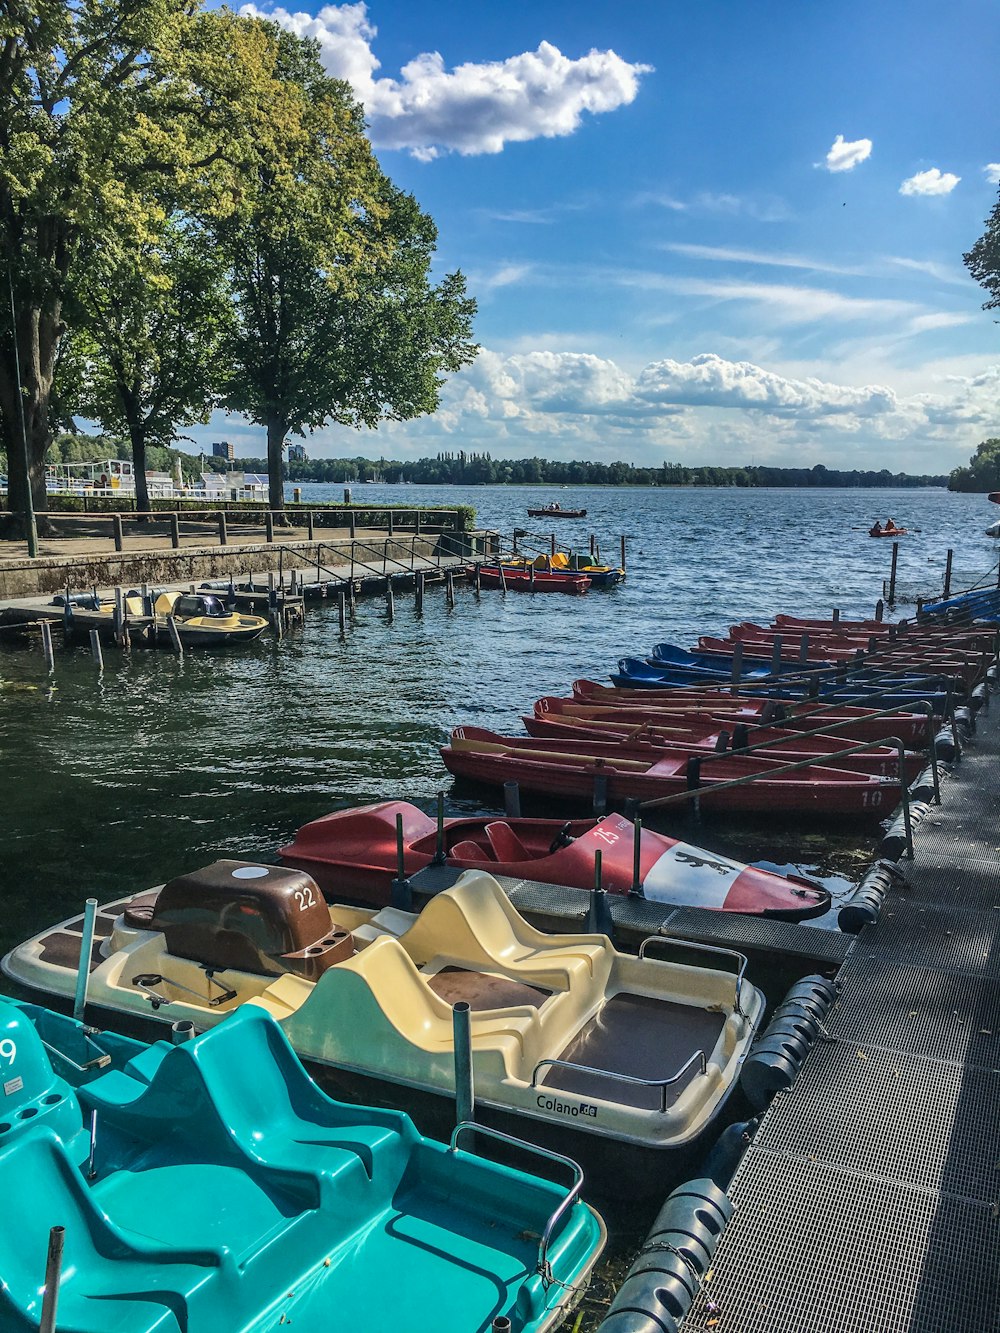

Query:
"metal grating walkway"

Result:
[[681, 693, 1000, 1333]]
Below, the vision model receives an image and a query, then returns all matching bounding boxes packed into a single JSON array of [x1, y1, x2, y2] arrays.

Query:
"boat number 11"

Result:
[[293, 885, 316, 912], [0, 1039, 15, 1066]]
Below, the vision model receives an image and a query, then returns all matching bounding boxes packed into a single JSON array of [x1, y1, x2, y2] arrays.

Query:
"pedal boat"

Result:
[[279, 801, 830, 919], [0, 998, 604, 1333], [2, 864, 765, 1165], [472, 565, 592, 594], [153, 591, 269, 645]]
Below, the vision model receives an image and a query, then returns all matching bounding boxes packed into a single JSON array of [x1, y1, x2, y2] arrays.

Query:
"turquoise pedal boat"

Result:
[[0, 999, 605, 1333]]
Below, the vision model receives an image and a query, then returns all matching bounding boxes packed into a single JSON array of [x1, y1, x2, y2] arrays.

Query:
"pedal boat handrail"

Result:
[[449, 1120, 585, 1285], [529, 1047, 709, 1116], [638, 935, 749, 1019]]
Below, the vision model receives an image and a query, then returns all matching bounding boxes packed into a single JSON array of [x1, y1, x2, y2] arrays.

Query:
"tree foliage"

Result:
[[948, 438, 1000, 492], [965, 192, 1000, 314]]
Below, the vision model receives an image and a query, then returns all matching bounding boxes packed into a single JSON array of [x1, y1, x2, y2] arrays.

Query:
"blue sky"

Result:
[[200, 0, 1000, 471]]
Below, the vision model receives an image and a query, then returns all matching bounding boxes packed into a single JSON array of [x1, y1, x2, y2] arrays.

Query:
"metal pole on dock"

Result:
[[446, 569, 455, 608], [499, 564, 507, 595], [943, 548, 953, 600], [888, 542, 899, 604], [434, 792, 447, 864], [631, 814, 642, 894], [338, 590, 346, 636], [390, 812, 412, 910], [474, 563, 481, 596], [166, 615, 184, 657], [72, 898, 98, 1023], [88, 628, 104, 670], [38, 1226, 64, 1333], [40, 618, 54, 673], [529, 561, 535, 591], [550, 533, 556, 557], [504, 781, 521, 818], [386, 579, 395, 620], [453, 1002, 475, 1126], [620, 535, 626, 571]]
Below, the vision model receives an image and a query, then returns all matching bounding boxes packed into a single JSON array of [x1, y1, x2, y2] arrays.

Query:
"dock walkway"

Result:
[[680, 703, 1000, 1332]]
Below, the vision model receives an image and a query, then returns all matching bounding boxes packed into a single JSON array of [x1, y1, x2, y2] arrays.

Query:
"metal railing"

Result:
[[530, 1049, 708, 1115], [637, 936, 749, 1018]]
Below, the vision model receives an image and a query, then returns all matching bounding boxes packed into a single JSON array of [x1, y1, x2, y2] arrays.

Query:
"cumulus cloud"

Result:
[[242, 3, 651, 158], [984, 164, 1000, 184], [900, 168, 961, 197], [823, 135, 872, 172]]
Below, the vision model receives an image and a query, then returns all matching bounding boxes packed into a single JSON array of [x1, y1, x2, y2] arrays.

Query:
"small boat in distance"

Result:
[[527, 503, 587, 519], [869, 520, 908, 537]]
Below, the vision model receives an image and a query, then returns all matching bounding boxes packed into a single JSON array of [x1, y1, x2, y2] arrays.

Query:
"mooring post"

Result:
[[38, 1225, 65, 1333], [113, 587, 125, 646], [218, 512, 227, 546], [72, 898, 98, 1022], [799, 632, 810, 663], [169, 512, 180, 549], [62, 587, 74, 640], [887, 541, 899, 605], [512, 530, 518, 555], [832, 607, 840, 623], [166, 615, 184, 657], [943, 548, 954, 600], [446, 569, 455, 607], [503, 780, 521, 818], [550, 533, 556, 557], [415, 571, 424, 614], [386, 579, 395, 620], [307, 511, 315, 541], [40, 618, 55, 673], [499, 564, 508, 595], [347, 579, 356, 613], [390, 812, 412, 910], [349, 510, 356, 538], [589, 533, 596, 559], [529, 561, 535, 590], [620, 534, 626, 571], [730, 639, 743, 685], [452, 1002, 475, 1126], [88, 628, 104, 669], [474, 563, 481, 595], [112, 513, 124, 552], [265, 510, 275, 544], [875, 598, 884, 622], [338, 589, 346, 636]]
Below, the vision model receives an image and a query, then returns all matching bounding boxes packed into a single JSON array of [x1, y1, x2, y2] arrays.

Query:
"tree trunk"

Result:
[[129, 421, 151, 518], [0, 295, 62, 536], [266, 412, 286, 515]]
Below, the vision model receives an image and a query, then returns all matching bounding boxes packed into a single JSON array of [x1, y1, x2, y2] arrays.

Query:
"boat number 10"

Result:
[[0, 1039, 15, 1067], [293, 885, 317, 912]]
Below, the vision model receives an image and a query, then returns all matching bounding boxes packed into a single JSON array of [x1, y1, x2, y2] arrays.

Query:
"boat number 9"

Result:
[[293, 885, 316, 912], [0, 1039, 16, 1066]]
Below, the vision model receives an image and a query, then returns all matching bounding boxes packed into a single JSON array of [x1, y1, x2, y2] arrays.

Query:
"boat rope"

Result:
[[636, 1237, 702, 1280]]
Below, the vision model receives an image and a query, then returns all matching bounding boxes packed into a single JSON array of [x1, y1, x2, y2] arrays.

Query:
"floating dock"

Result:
[[672, 698, 1000, 1333]]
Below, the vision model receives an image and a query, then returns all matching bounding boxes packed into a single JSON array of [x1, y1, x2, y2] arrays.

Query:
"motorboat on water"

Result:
[[278, 801, 830, 919], [2, 864, 764, 1163], [526, 505, 587, 519], [0, 998, 604, 1333]]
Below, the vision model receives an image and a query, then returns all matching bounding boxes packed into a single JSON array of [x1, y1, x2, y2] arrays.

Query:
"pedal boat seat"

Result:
[[484, 821, 530, 863], [449, 839, 494, 862]]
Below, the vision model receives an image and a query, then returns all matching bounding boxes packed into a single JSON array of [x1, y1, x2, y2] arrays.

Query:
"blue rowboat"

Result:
[[649, 644, 833, 677], [0, 999, 605, 1333]]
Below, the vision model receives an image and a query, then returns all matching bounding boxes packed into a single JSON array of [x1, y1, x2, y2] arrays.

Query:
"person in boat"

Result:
[[547, 502, 561, 511], [885, 518, 897, 531], [871, 520, 883, 534]]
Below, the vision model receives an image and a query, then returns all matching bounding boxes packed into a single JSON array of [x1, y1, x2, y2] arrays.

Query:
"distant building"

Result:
[[212, 441, 235, 461], [287, 443, 307, 462]]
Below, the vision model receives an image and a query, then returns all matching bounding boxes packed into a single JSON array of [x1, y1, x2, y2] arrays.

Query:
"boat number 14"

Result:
[[293, 885, 316, 912]]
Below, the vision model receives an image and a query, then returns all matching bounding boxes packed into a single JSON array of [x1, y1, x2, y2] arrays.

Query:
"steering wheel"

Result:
[[548, 822, 576, 854]]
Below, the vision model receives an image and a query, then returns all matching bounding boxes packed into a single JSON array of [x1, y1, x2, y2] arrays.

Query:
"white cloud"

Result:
[[470, 263, 535, 293], [626, 274, 917, 325], [899, 168, 961, 197], [242, 3, 652, 158], [984, 163, 1000, 184], [823, 135, 872, 173]]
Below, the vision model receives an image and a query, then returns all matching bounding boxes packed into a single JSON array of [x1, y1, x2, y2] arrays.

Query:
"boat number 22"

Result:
[[0, 1039, 15, 1067], [293, 885, 316, 912]]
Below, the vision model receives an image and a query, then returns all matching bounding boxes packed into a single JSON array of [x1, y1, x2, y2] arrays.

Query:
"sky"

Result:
[[193, 0, 1000, 472]]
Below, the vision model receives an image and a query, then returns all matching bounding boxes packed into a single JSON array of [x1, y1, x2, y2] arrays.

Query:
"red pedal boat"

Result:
[[279, 801, 830, 919], [472, 565, 591, 594], [442, 727, 901, 819]]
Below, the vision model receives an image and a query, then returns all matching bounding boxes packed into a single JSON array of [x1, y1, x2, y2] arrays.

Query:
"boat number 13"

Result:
[[293, 885, 316, 912], [0, 1039, 15, 1067]]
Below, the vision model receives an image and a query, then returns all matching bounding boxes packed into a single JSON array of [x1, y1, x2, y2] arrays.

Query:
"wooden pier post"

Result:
[[388, 509, 394, 538], [386, 579, 395, 620], [474, 563, 481, 596], [307, 511, 315, 541], [550, 533, 556, 556], [166, 616, 184, 657], [589, 533, 596, 559], [620, 535, 626, 571], [446, 570, 455, 607], [887, 542, 899, 604], [88, 628, 104, 670], [529, 561, 535, 591], [113, 587, 125, 647], [347, 579, 356, 613], [943, 548, 954, 600], [40, 619, 55, 673], [169, 513, 180, 549], [349, 510, 356, 538], [832, 607, 840, 622], [265, 510, 275, 544], [338, 589, 347, 636], [112, 513, 124, 552], [415, 571, 424, 614], [218, 512, 227, 546]]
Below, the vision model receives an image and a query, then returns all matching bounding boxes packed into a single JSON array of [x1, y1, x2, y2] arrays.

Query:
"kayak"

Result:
[[442, 726, 901, 818], [280, 800, 831, 919]]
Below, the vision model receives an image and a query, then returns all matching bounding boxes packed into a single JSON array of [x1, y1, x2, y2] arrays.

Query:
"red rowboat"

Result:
[[442, 727, 900, 818], [524, 704, 922, 780], [570, 680, 932, 746], [279, 801, 830, 919], [526, 506, 587, 519], [472, 565, 591, 594]]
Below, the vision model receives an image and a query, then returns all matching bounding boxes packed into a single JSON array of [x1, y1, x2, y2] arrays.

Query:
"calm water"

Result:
[[0, 483, 993, 961]]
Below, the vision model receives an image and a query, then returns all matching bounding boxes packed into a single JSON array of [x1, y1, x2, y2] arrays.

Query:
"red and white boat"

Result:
[[441, 727, 901, 819], [570, 680, 932, 746], [524, 702, 923, 780], [279, 801, 831, 920], [471, 565, 591, 594]]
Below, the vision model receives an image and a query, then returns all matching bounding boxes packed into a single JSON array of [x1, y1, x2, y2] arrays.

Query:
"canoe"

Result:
[[0, 997, 604, 1333], [473, 565, 591, 594], [2, 866, 764, 1165], [570, 679, 933, 745], [443, 726, 900, 818], [526, 507, 587, 519], [524, 705, 923, 780], [279, 800, 830, 919]]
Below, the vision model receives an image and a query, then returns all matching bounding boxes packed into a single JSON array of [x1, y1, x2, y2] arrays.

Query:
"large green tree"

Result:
[[217, 32, 478, 513], [965, 191, 1000, 314], [70, 221, 231, 513], [0, 0, 274, 530]]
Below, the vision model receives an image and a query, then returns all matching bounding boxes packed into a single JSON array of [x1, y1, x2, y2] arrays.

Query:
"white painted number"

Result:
[[293, 885, 316, 912], [0, 1039, 16, 1066]]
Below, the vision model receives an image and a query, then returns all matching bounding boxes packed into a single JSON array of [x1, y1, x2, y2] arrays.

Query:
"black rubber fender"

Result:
[[839, 859, 906, 934]]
